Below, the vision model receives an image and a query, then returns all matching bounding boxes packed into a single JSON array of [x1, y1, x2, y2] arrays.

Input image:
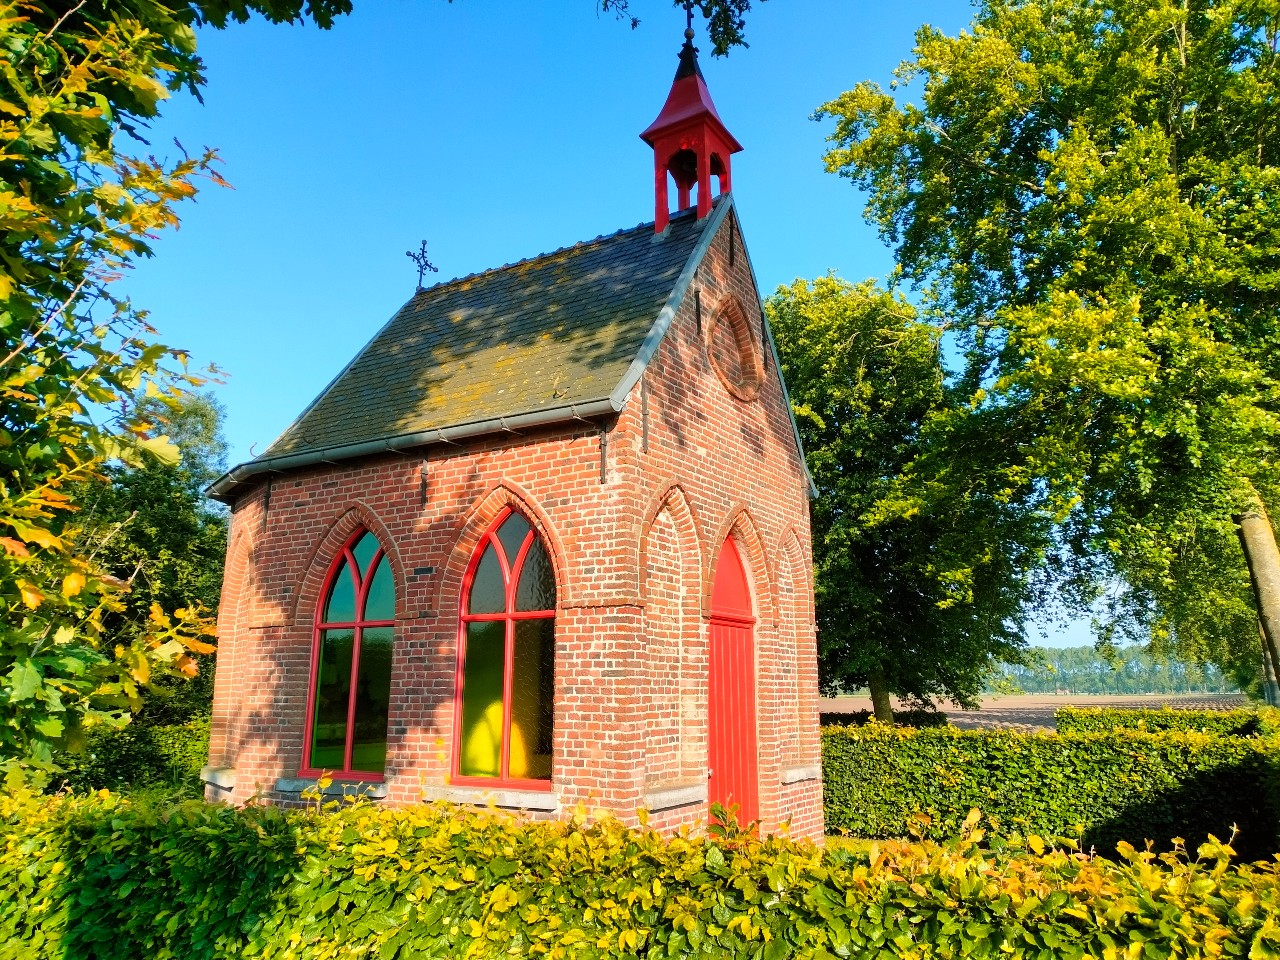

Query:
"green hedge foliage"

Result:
[[818, 709, 949, 728], [3, 790, 1279, 960], [1055, 705, 1280, 737], [822, 724, 1280, 861], [59, 714, 210, 794]]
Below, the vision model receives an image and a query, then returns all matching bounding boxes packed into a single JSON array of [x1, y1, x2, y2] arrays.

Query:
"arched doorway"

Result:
[[708, 535, 759, 825]]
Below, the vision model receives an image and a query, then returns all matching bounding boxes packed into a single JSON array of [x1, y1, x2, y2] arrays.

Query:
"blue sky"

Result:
[[119, 0, 1089, 645]]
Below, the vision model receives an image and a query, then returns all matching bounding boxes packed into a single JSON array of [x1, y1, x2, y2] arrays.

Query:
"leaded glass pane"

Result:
[[496, 512, 531, 570], [350, 627, 392, 773], [467, 542, 505, 614], [352, 532, 379, 580], [515, 538, 556, 612], [323, 558, 357, 624], [365, 555, 394, 621], [309, 629, 354, 769], [510, 618, 554, 780], [459, 621, 505, 777]]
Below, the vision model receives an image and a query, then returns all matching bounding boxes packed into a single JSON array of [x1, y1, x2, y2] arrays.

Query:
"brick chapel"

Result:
[[202, 28, 824, 839]]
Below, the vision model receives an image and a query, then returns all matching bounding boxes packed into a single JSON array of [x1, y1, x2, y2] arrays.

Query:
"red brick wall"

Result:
[[641, 506, 684, 787], [207, 203, 823, 839], [616, 206, 823, 836]]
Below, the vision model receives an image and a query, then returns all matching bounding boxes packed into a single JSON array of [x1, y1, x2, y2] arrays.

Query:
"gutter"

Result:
[[206, 398, 620, 503]]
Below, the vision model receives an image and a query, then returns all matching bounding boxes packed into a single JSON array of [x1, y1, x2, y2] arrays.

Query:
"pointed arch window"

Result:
[[453, 508, 556, 789], [302, 529, 395, 779]]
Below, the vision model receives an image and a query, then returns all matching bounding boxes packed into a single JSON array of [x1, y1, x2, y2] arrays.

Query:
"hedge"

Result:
[[818, 709, 949, 729], [59, 715, 211, 794], [1055, 705, 1280, 737], [822, 724, 1280, 861], [3, 790, 1279, 960]]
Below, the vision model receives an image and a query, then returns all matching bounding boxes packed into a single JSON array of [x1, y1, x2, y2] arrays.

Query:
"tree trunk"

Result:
[[1234, 485, 1280, 705], [1260, 624, 1280, 707], [868, 668, 894, 725]]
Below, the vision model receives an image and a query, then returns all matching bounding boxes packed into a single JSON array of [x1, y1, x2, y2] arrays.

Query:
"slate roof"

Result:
[[262, 205, 711, 461], [208, 196, 816, 502]]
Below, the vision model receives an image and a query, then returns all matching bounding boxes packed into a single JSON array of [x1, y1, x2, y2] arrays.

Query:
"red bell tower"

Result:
[[640, 19, 743, 234]]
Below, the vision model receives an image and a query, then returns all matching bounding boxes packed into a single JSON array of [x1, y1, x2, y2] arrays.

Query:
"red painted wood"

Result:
[[640, 36, 742, 232], [708, 536, 759, 826]]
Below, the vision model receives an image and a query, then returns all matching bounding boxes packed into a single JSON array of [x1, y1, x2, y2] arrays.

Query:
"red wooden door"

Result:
[[708, 536, 759, 826]]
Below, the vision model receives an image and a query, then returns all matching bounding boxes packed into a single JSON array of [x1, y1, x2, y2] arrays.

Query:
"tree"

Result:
[[77, 393, 230, 726], [992, 645, 1238, 695], [54, 393, 229, 792], [0, 0, 380, 783], [818, 0, 1280, 700], [602, 0, 761, 54], [768, 276, 1052, 719], [2, 2, 220, 783]]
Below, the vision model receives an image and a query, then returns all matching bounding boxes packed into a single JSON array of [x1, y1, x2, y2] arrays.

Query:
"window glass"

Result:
[[365, 555, 395, 621], [496, 512, 531, 570], [515, 538, 557, 612], [455, 513, 555, 785], [510, 618, 554, 780], [309, 628, 354, 769], [307, 529, 397, 777], [468, 542, 505, 614], [459, 621, 506, 777], [323, 558, 357, 624], [352, 531, 379, 580], [350, 626, 393, 774]]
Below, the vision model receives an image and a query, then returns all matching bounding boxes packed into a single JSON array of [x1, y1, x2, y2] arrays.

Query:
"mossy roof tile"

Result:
[[263, 209, 707, 460]]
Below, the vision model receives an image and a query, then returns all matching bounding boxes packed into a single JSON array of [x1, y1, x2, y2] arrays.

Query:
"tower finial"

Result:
[[639, 3, 743, 233]]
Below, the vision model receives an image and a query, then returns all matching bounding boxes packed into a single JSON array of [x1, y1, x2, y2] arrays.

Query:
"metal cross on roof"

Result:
[[406, 240, 439, 291]]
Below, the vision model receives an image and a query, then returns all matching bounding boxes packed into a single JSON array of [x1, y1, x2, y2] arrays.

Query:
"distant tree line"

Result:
[[991, 647, 1240, 696]]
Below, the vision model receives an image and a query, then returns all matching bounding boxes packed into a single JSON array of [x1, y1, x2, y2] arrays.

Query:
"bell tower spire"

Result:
[[640, 7, 743, 234]]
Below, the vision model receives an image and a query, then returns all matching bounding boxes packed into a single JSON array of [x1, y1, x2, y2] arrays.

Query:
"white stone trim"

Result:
[[200, 765, 236, 790], [274, 777, 388, 799], [643, 782, 707, 812], [781, 765, 821, 785], [420, 785, 559, 812]]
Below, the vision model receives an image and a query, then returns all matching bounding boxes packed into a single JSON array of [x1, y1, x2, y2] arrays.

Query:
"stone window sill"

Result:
[[781, 765, 821, 785], [421, 784, 559, 812], [643, 782, 707, 812], [275, 776, 388, 799], [200, 765, 236, 790]]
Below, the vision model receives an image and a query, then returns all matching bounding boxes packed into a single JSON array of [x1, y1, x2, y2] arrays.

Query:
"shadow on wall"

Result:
[[651, 216, 799, 471]]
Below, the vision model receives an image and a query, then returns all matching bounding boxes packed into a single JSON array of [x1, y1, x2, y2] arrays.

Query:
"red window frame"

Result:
[[300, 528, 394, 782], [451, 507, 555, 791]]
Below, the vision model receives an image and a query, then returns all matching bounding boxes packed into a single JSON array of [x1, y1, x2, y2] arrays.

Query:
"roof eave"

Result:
[[205, 397, 620, 503]]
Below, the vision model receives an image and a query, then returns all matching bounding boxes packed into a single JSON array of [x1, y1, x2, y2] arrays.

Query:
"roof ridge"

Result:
[[411, 207, 701, 301]]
